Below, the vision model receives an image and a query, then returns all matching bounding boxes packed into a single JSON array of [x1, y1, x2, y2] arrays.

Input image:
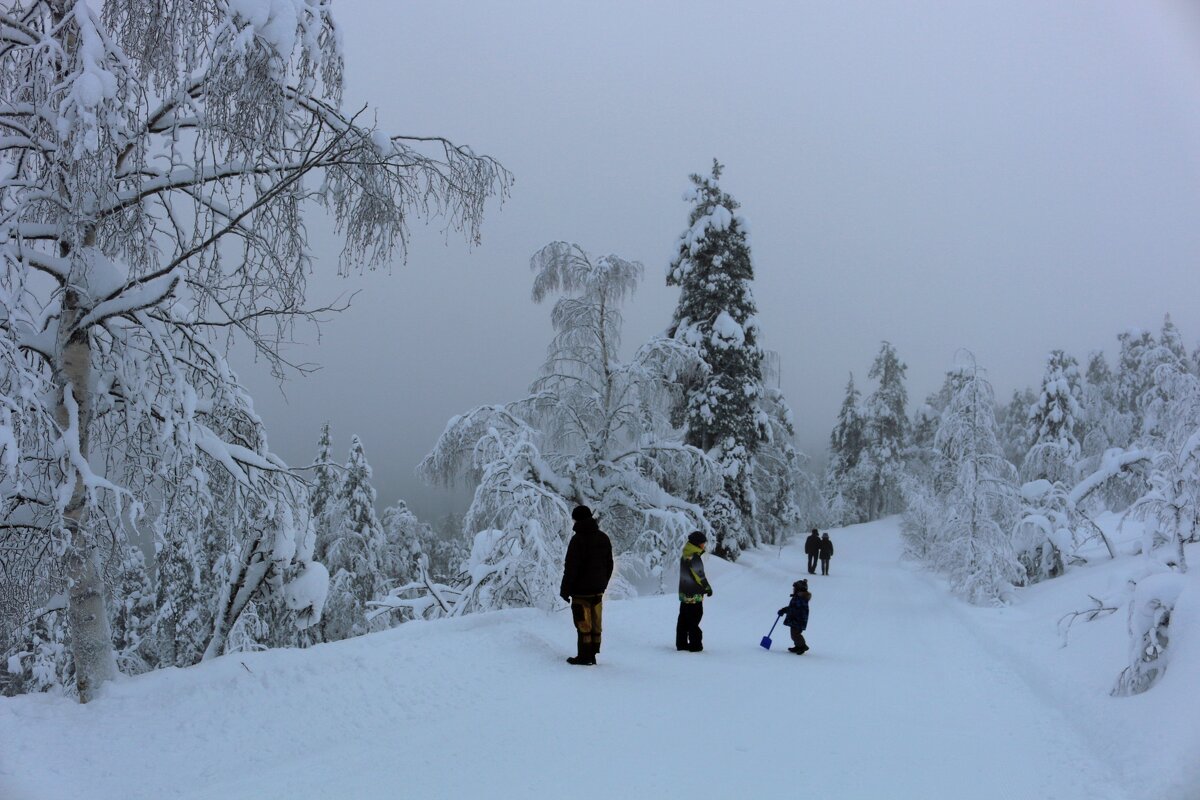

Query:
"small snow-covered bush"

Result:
[[1112, 573, 1187, 696]]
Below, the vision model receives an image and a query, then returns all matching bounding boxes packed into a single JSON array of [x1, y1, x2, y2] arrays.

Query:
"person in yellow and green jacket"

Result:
[[676, 531, 713, 652]]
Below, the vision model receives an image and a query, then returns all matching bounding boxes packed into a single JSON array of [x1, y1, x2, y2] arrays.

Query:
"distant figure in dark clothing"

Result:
[[560, 505, 614, 666], [777, 579, 812, 654], [818, 532, 834, 576], [804, 529, 822, 575], [676, 531, 713, 652]]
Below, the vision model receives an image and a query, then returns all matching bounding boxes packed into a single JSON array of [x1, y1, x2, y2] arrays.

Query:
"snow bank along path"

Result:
[[2, 518, 1138, 800]]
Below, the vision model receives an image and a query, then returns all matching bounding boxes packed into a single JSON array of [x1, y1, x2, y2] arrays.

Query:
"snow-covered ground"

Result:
[[2, 517, 1196, 800]]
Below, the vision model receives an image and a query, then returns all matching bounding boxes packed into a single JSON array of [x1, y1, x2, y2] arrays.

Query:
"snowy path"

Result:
[[2, 518, 1136, 800]]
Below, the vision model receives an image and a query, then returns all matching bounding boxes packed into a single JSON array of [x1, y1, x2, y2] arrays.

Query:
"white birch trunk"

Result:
[[56, 284, 117, 702]]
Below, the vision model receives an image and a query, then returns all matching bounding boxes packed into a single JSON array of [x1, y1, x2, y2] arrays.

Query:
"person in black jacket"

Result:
[[804, 529, 821, 575], [818, 532, 834, 576], [676, 531, 713, 652], [560, 505, 614, 666], [777, 579, 811, 654]]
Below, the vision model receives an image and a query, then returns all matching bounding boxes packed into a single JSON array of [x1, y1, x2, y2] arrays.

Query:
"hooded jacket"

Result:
[[560, 516, 614, 598], [678, 541, 712, 602], [818, 536, 834, 559], [779, 590, 811, 630], [804, 532, 822, 556]]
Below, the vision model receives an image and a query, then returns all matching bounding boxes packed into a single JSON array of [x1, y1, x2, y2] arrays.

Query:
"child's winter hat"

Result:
[[571, 505, 593, 521], [793, 579, 808, 592], [687, 531, 707, 546]]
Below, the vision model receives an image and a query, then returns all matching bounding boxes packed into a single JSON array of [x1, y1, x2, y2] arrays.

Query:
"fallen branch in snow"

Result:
[[1056, 595, 1118, 646], [1074, 509, 1116, 561], [367, 565, 461, 622]]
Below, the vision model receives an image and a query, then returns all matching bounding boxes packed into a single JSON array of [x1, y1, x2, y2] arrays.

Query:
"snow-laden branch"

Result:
[[1068, 448, 1153, 508]]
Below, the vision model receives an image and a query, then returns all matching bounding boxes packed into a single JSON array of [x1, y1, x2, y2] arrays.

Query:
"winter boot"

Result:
[[567, 641, 596, 666]]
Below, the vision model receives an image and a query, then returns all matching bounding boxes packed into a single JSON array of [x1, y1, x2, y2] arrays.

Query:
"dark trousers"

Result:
[[676, 601, 704, 651], [820, 557, 830, 576], [807, 553, 818, 574], [790, 626, 808, 652], [572, 595, 603, 653]]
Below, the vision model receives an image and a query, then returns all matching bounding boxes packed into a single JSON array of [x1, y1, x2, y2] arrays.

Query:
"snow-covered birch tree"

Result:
[[932, 358, 1023, 604], [418, 242, 717, 613], [0, 0, 509, 700]]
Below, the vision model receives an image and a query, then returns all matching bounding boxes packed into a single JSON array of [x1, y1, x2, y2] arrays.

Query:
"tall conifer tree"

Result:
[[320, 435, 388, 641], [824, 374, 868, 524], [310, 423, 339, 534], [863, 341, 909, 518], [666, 161, 765, 558], [1022, 350, 1082, 483]]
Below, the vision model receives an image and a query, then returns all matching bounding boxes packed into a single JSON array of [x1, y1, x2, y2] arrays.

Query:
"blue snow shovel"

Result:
[[760, 615, 782, 650]]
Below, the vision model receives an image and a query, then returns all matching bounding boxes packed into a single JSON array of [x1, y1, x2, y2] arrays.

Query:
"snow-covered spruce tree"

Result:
[[823, 373, 868, 525], [424, 512, 469, 581], [379, 499, 426, 592], [310, 423, 340, 545], [905, 400, 941, 488], [318, 435, 389, 641], [1012, 479, 1073, 583], [1138, 319, 1193, 442], [1132, 362, 1200, 560], [418, 242, 718, 614], [900, 375, 964, 565], [108, 540, 155, 677], [752, 381, 803, 547], [1158, 313, 1188, 367], [369, 494, 436, 623], [933, 359, 1023, 604], [996, 387, 1034, 468], [1016, 352, 1082, 583], [1116, 328, 1157, 438], [289, 422, 339, 645], [150, 467, 209, 668], [0, 0, 509, 700], [666, 161, 766, 559], [862, 341, 909, 519], [1080, 351, 1119, 461], [1077, 349, 1138, 510], [1021, 350, 1082, 484], [0, 595, 71, 696]]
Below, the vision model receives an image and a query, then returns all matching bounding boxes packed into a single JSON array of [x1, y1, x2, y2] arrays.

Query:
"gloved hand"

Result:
[[777, 608, 786, 616], [560, 591, 571, 604], [705, 586, 713, 597]]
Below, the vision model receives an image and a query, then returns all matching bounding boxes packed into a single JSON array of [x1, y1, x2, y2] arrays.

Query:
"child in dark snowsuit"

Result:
[[777, 579, 811, 654]]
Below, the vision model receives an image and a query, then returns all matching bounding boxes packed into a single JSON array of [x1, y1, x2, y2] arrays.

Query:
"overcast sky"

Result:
[[239, 0, 1200, 519]]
